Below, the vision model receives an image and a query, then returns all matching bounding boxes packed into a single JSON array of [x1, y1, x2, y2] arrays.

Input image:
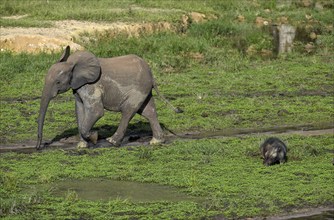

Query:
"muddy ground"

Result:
[[1, 13, 333, 219], [2, 127, 333, 220], [1, 126, 333, 154]]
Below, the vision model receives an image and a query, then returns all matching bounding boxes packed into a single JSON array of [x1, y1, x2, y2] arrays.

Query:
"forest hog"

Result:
[[260, 137, 287, 166]]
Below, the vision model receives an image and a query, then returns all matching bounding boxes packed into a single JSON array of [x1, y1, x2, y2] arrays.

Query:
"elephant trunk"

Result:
[[36, 87, 53, 150]]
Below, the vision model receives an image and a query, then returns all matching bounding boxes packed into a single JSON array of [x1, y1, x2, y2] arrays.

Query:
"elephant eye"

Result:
[[56, 81, 61, 85]]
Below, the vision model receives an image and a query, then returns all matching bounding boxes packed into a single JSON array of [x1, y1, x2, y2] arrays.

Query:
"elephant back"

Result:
[[99, 55, 154, 89]]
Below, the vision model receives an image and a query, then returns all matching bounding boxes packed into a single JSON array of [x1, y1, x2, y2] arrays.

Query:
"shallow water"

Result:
[[24, 178, 334, 219], [1, 127, 333, 154], [279, 210, 334, 220], [47, 178, 198, 203], [288, 210, 333, 220]]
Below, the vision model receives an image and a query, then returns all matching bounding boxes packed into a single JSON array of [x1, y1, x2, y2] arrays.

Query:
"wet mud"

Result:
[[4, 127, 333, 219], [213, 208, 334, 220], [24, 178, 333, 219], [0, 125, 333, 154], [264, 208, 334, 220], [26, 178, 199, 203]]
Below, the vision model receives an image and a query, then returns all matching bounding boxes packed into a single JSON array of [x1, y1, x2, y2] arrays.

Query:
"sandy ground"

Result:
[[0, 11, 207, 53], [0, 19, 175, 53]]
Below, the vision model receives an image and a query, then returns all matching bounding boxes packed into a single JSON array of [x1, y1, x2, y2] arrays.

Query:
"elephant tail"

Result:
[[153, 80, 183, 113]]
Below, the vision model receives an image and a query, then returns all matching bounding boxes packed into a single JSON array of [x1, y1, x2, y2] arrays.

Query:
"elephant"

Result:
[[36, 46, 182, 149]]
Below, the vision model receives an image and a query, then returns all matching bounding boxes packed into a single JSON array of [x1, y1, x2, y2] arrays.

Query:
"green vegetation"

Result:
[[0, 0, 185, 25], [0, 0, 333, 219], [1, 135, 333, 219], [1, 34, 333, 142]]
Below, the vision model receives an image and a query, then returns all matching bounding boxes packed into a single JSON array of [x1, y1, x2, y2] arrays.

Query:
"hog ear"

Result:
[[264, 151, 269, 157], [67, 51, 101, 90], [58, 46, 71, 62]]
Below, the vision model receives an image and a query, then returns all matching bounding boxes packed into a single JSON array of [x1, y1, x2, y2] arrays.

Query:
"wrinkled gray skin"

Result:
[[260, 137, 287, 166], [36, 46, 181, 149]]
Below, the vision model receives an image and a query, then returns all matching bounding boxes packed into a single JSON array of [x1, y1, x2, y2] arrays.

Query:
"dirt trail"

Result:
[[0, 127, 333, 154]]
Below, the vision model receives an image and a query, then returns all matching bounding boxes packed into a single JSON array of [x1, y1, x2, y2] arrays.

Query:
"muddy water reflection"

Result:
[[284, 210, 334, 220], [276, 208, 334, 220], [51, 179, 198, 202]]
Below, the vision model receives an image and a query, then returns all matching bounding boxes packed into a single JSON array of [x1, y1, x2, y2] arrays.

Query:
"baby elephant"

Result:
[[260, 137, 287, 166], [36, 46, 182, 149]]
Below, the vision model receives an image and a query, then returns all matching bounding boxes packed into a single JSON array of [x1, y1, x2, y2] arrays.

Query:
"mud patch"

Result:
[[0, 126, 333, 154], [265, 207, 334, 220], [180, 126, 334, 140], [27, 178, 199, 203]]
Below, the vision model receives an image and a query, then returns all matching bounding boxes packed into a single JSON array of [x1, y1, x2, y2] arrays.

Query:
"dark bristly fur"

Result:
[[260, 137, 287, 166]]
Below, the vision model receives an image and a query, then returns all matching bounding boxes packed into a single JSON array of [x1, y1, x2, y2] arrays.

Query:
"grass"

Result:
[[1, 49, 333, 143], [1, 135, 333, 219], [0, 0, 185, 25], [0, 0, 334, 219]]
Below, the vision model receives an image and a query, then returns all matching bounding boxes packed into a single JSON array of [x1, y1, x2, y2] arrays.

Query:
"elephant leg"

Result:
[[75, 99, 88, 148], [75, 98, 84, 137], [75, 97, 103, 148], [106, 111, 136, 146], [81, 109, 103, 144], [139, 95, 165, 145]]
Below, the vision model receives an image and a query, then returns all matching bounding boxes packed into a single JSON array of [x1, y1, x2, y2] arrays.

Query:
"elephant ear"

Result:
[[58, 46, 71, 62], [67, 51, 101, 90]]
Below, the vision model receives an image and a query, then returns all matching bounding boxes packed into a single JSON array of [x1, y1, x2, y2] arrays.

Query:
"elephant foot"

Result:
[[149, 137, 165, 145], [76, 141, 88, 149], [106, 137, 121, 147], [89, 131, 98, 145]]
